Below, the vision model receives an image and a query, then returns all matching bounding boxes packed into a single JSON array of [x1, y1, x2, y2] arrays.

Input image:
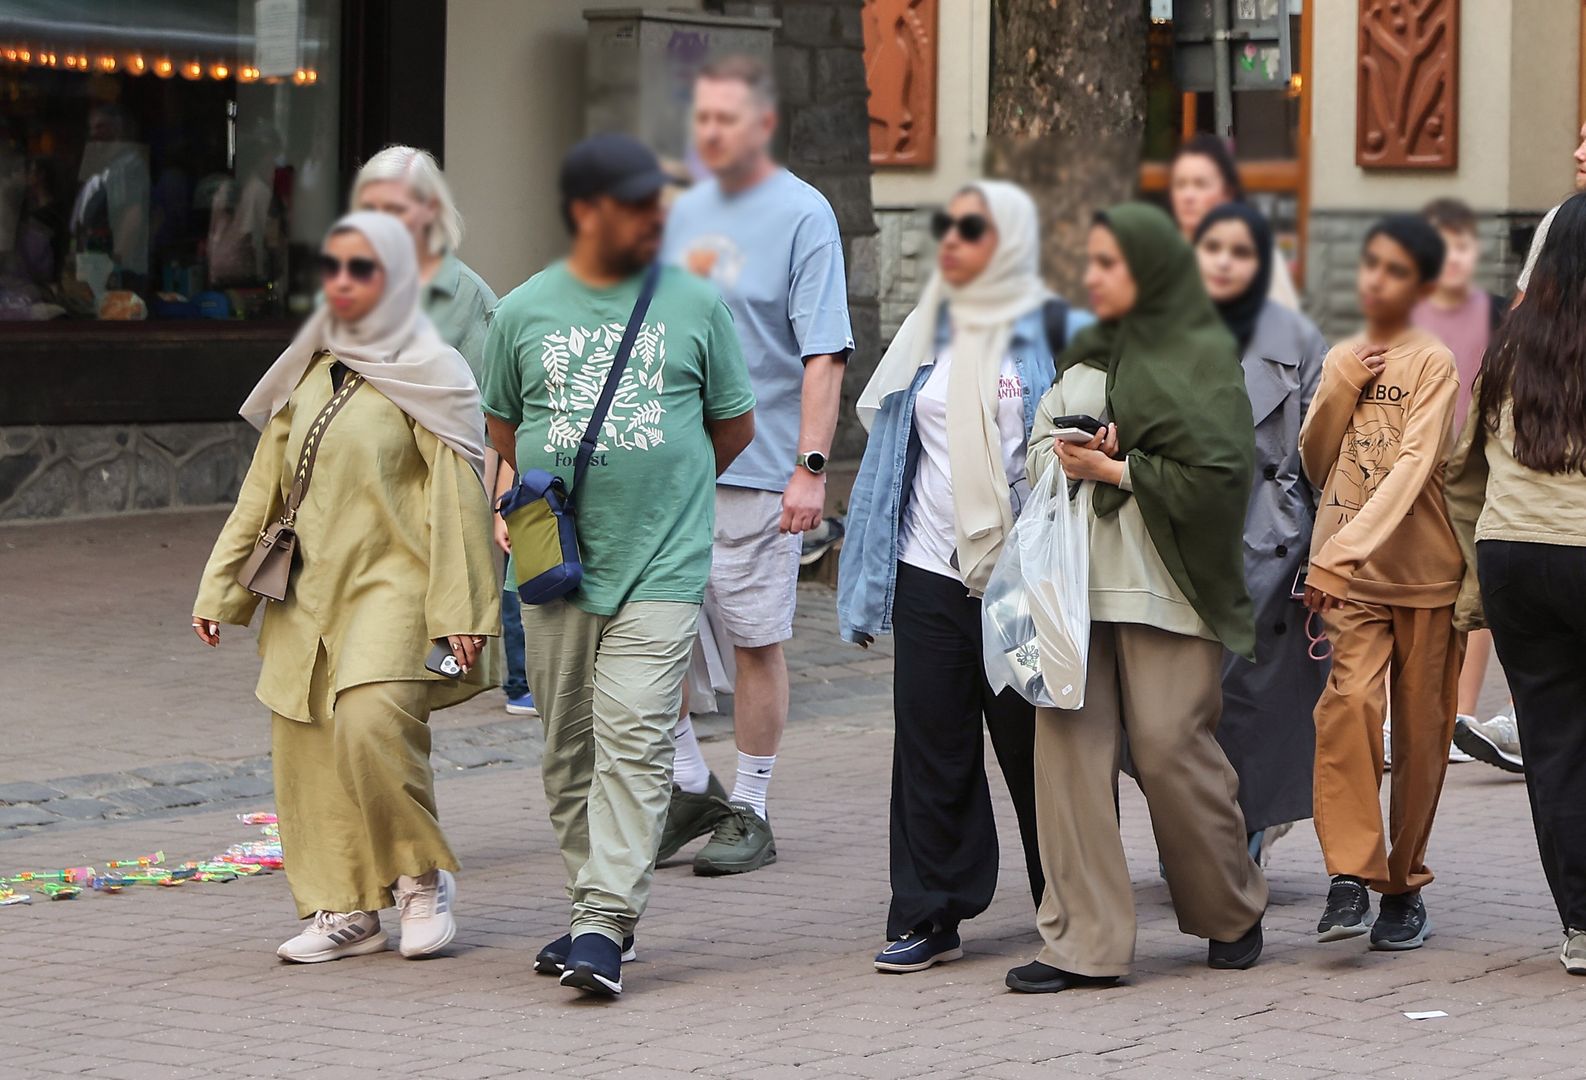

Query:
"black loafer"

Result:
[[1208, 918, 1264, 970], [1005, 960, 1118, 994]]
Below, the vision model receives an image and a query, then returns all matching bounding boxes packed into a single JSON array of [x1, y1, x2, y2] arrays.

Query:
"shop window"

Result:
[[0, 0, 341, 325]]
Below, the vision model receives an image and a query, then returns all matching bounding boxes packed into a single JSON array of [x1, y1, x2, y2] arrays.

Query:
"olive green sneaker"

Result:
[[656, 773, 730, 863], [693, 801, 777, 876]]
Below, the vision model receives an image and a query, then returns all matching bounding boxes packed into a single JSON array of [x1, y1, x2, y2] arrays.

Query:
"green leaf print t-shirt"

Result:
[[481, 261, 755, 617]]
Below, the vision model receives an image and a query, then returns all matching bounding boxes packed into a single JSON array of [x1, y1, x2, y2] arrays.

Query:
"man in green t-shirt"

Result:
[[481, 134, 755, 999]]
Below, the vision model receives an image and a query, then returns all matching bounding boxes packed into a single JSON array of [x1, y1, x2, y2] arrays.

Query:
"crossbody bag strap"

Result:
[[283, 371, 365, 524], [570, 262, 662, 503]]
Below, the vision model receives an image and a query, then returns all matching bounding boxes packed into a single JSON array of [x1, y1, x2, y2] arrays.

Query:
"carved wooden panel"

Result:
[[1356, 0, 1459, 169], [863, 0, 937, 168]]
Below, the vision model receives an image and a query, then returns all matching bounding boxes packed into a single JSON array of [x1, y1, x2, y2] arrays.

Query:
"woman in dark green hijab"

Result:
[[1007, 202, 1269, 995]]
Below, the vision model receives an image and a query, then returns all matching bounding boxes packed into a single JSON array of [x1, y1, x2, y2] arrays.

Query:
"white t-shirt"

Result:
[[898, 348, 1029, 581]]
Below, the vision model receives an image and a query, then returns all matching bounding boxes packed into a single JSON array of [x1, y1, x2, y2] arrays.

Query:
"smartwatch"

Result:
[[797, 450, 828, 476]]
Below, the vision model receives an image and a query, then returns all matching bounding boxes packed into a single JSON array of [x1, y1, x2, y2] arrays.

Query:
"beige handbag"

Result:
[[237, 373, 364, 602]]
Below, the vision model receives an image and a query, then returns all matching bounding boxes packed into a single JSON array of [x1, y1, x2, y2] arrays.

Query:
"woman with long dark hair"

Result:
[[1448, 190, 1586, 977]]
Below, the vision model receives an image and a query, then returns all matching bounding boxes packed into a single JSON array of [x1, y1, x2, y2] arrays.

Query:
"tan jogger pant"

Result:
[[522, 598, 699, 946], [272, 678, 457, 919], [1033, 622, 1268, 977], [1313, 601, 1463, 894]]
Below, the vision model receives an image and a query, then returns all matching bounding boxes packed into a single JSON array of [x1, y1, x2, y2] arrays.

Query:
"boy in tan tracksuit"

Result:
[[1299, 214, 1465, 952]]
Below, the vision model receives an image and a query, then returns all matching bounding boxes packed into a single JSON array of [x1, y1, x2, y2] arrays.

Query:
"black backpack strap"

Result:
[[571, 261, 662, 502], [1042, 296, 1071, 358]]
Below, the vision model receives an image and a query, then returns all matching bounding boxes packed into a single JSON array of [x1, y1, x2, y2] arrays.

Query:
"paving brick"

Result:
[[173, 774, 275, 803], [103, 786, 208, 815], [0, 781, 66, 805], [48, 772, 141, 798], [36, 796, 116, 820], [128, 761, 234, 787], [0, 804, 61, 827]]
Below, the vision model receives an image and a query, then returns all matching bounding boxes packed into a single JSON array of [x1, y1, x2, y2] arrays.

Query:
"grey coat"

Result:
[[1217, 300, 1331, 832]]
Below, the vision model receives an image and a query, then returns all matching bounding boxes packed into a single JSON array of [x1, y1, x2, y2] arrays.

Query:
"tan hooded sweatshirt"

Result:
[[1298, 328, 1463, 607]]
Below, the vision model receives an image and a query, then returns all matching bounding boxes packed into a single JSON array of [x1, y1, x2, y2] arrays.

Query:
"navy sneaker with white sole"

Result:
[[559, 932, 623, 996], [874, 927, 962, 973], [533, 931, 636, 975]]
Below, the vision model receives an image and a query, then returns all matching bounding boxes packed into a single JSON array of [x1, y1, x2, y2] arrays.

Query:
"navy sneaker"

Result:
[[533, 931, 636, 975], [874, 927, 962, 973], [559, 932, 623, 996], [1370, 890, 1431, 951]]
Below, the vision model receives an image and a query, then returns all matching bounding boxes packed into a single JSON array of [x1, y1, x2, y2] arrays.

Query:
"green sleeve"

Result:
[[479, 307, 523, 426], [701, 298, 756, 421]]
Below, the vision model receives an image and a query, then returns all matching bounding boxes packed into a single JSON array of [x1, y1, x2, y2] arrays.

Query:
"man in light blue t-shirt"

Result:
[[658, 55, 853, 875]]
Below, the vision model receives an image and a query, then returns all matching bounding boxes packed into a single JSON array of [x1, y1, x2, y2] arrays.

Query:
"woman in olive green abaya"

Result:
[[193, 212, 499, 964]]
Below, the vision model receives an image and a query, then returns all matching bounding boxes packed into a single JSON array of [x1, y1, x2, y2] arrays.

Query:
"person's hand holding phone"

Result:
[[1055, 423, 1125, 486], [444, 634, 484, 673], [1303, 584, 1343, 614]]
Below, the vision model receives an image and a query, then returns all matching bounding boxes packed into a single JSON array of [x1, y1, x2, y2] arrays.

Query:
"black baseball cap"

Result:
[[560, 133, 669, 205]]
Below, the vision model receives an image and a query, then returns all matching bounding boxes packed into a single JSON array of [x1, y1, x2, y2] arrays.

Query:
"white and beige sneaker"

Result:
[[277, 910, 387, 963], [395, 868, 456, 958], [1561, 929, 1586, 976]]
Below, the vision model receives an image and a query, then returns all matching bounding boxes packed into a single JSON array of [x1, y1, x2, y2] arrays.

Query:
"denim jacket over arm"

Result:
[[836, 303, 1085, 644]]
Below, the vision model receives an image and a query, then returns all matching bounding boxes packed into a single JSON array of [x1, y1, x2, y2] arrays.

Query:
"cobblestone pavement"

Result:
[[2, 512, 1571, 1079]]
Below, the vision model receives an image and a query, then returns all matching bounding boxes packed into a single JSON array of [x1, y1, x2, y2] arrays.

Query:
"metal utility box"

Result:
[[583, 8, 779, 168]]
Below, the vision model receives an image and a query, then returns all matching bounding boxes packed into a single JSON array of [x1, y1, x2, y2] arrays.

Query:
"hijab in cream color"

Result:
[[856, 180, 1051, 592], [239, 211, 487, 484]]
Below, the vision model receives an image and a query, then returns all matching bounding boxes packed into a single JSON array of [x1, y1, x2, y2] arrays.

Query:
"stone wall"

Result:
[[0, 423, 256, 522], [1303, 208, 1548, 342], [876, 206, 933, 341]]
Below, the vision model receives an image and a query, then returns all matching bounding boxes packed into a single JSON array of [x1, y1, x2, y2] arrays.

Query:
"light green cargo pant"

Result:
[[520, 598, 699, 945]]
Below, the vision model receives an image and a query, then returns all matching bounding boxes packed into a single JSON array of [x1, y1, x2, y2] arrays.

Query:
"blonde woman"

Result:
[[193, 212, 500, 963], [353, 146, 533, 717]]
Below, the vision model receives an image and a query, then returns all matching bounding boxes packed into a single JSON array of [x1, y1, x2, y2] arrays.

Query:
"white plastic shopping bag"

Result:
[[981, 462, 1091, 709]]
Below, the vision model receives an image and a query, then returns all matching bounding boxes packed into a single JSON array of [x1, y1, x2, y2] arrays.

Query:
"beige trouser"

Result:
[[1034, 622, 1269, 977], [1313, 601, 1463, 894], [272, 678, 457, 919], [522, 598, 699, 945]]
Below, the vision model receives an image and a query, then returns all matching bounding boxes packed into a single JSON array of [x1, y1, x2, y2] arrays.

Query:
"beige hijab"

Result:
[[856, 180, 1050, 592], [239, 211, 487, 484]]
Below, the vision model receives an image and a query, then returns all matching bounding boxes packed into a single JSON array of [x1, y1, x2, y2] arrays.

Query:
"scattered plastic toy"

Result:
[[106, 851, 165, 869], [4, 810, 281, 906]]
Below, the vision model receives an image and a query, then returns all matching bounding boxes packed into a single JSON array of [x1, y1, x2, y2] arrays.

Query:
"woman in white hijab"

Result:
[[838, 181, 1091, 974], [192, 211, 500, 965]]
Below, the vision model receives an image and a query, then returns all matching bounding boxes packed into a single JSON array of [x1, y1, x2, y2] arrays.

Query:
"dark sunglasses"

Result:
[[315, 254, 380, 283], [930, 210, 991, 243]]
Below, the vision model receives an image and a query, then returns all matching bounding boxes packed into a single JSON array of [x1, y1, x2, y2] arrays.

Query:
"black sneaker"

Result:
[[1317, 875, 1372, 942], [657, 774, 730, 863], [1370, 890, 1431, 951], [558, 932, 623, 996], [1208, 917, 1263, 970], [533, 931, 636, 975], [1004, 960, 1118, 994]]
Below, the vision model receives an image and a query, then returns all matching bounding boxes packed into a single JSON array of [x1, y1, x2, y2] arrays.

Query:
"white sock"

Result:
[[672, 716, 711, 795], [730, 752, 776, 818]]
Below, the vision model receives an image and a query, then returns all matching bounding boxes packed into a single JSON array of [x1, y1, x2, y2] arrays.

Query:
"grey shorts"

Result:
[[703, 486, 801, 649]]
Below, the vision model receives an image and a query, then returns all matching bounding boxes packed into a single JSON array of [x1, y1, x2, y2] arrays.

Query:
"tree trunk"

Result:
[[986, 0, 1149, 300]]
